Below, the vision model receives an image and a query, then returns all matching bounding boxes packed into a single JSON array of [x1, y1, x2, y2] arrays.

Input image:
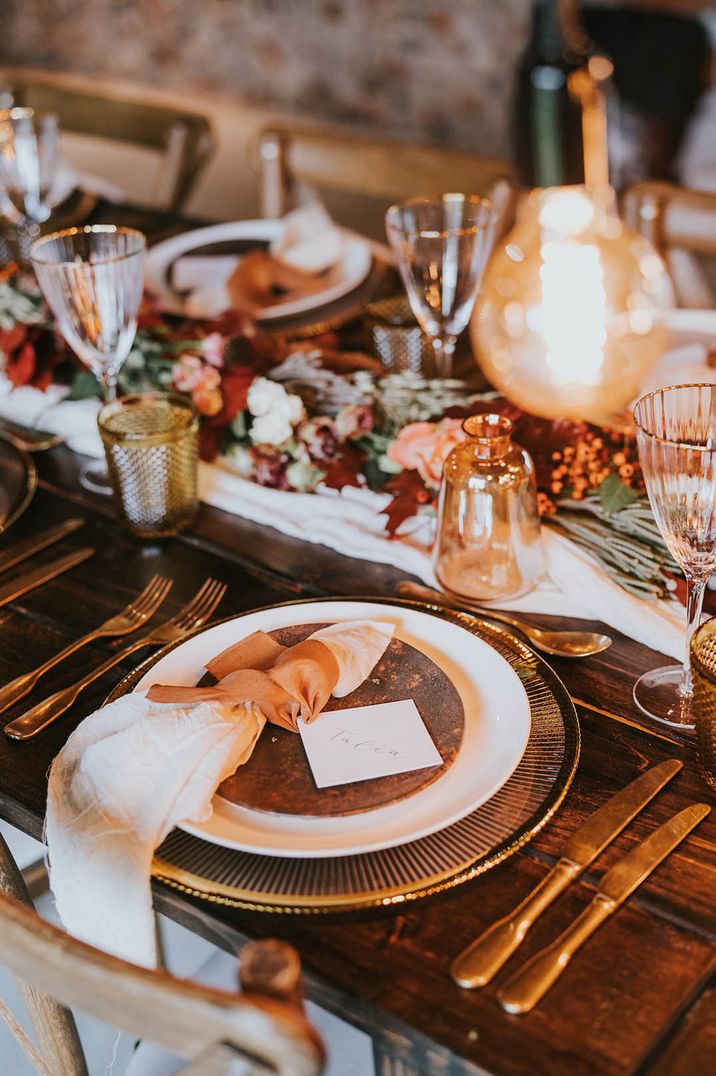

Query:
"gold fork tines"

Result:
[[0, 575, 173, 715], [4, 577, 227, 741]]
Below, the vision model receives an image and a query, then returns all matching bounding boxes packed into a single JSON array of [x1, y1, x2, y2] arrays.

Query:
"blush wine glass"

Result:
[[633, 383, 716, 727], [385, 193, 497, 378]]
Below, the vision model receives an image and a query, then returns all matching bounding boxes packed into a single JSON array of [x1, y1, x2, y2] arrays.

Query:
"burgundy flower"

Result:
[[299, 416, 340, 462], [250, 445, 290, 489]]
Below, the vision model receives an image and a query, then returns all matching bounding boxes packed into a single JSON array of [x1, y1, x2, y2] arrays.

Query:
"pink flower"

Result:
[[335, 404, 374, 440], [388, 418, 466, 489], [201, 332, 226, 368], [172, 354, 204, 393]]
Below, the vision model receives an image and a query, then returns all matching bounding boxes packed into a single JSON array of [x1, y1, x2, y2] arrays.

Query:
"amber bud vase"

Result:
[[433, 414, 544, 602]]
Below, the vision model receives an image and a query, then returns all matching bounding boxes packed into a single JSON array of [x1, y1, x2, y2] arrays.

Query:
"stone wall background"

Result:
[[0, 0, 531, 158]]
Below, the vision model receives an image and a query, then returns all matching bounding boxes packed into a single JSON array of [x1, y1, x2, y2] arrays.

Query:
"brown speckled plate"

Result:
[[216, 622, 465, 817]]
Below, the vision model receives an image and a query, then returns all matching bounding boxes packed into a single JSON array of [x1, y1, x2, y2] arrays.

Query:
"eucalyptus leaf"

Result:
[[598, 473, 638, 516]]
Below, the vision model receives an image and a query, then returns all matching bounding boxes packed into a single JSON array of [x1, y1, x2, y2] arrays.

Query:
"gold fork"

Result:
[[4, 578, 227, 741], [0, 575, 173, 716]]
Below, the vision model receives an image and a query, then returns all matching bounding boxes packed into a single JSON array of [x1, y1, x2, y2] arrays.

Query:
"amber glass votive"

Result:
[[98, 393, 199, 539], [691, 617, 716, 792]]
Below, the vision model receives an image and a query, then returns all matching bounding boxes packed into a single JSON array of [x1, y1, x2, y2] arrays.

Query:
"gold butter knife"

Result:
[[0, 547, 94, 608], [497, 802, 710, 1014], [0, 518, 86, 575], [450, 758, 682, 989]]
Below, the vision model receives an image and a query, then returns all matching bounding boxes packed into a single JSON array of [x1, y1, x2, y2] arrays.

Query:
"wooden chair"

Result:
[[0, 832, 324, 1076], [3, 69, 215, 212], [256, 123, 516, 234], [621, 181, 716, 308]]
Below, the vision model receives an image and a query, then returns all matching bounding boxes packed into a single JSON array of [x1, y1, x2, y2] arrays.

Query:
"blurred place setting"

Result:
[[1, 3, 716, 1076]]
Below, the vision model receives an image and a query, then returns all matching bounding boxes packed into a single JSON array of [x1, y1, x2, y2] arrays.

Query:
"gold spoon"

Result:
[[395, 581, 612, 659]]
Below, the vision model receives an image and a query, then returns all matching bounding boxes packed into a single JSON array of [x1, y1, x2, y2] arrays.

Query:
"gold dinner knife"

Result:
[[497, 802, 710, 1014], [0, 546, 94, 607], [450, 758, 682, 989], [0, 518, 85, 575]]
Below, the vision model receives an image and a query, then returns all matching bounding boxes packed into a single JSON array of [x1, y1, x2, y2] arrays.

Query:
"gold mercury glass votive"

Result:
[[364, 296, 434, 374], [98, 392, 199, 539], [690, 617, 716, 792]]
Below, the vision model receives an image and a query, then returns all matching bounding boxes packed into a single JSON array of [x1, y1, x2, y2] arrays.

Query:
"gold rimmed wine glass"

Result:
[[385, 193, 497, 378], [0, 106, 59, 264], [633, 383, 716, 727], [30, 224, 147, 493]]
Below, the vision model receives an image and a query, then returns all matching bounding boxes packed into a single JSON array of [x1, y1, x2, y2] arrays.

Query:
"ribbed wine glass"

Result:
[[385, 194, 497, 378], [31, 225, 146, 493], [633, 383, 716, 727], [0, 106, 59, 264]]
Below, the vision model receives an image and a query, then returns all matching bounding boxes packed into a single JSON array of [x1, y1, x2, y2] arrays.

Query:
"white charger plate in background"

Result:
[[144, 220, 373, 320]]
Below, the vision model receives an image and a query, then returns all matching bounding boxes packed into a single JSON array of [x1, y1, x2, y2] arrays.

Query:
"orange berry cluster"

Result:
[[537, 427, 640, 515]]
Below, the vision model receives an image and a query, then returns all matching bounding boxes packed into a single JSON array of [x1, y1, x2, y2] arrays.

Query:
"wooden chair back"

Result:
[[3, 69, 215, 211], [0, 833, 324, 1075], [622, 181, 716, 307], [256, 123, 515, 223]]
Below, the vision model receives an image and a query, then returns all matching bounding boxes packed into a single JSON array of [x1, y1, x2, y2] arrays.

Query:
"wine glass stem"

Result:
[[682, 575, 707, 696], [432, 335, 456, 378], [102, 370, 119, 403]]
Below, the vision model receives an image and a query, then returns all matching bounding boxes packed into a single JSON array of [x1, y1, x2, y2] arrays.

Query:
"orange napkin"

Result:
[[227, 251, 333, 314], [147, 629, 341, 732]]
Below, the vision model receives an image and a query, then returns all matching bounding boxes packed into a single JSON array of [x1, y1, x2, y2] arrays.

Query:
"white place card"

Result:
[[299, 699, 443, 789]]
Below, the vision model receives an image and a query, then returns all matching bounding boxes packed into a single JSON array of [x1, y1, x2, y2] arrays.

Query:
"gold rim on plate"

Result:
[[106, 596, 580, 914], [0, 434, 37, 536]]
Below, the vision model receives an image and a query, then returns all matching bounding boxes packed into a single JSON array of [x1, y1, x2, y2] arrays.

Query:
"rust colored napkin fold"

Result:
[[147, 630, 341, 732]]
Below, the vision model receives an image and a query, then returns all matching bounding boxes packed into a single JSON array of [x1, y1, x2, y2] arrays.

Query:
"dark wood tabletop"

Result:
[[0, 204, 714, 1076]]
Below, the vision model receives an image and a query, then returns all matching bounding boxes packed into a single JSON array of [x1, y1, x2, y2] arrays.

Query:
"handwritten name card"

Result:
[[299, 699, 442, 789]]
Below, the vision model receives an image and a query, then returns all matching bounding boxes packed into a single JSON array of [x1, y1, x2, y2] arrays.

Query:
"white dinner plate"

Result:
[[134, 600, 531, 858], [144, 220, 373, 320]]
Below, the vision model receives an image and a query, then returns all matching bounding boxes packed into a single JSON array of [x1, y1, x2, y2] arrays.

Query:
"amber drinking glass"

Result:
[[691, 618, 716, 792], [633, 384, 716, 727], [98, 393, 199, 539]]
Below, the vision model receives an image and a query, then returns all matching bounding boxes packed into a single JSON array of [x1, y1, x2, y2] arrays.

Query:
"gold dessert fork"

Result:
[[4, 577, 227, 741], [0, 575, 173, 715]]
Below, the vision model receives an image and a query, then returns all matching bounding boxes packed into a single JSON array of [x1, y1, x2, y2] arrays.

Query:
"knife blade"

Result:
[[0, 546, 94, 608], [0, 518, 86, 575], [450, 758, 683, 988], [498, 802, 710, 1014]]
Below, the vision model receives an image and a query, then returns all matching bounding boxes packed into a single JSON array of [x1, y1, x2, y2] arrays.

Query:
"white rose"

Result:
[[284, 392, 305, 426], [250, 411, 293, 446], [247, 377, 288, 417]]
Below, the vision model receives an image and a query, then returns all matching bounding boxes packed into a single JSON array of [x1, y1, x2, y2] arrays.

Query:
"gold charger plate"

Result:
[[0, 434, 37, 536], [106, 597, 580, 915]]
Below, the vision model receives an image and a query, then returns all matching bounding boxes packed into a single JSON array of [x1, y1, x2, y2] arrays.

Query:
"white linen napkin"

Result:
[[270, 202, 344, 273], [0, 376, 103, 457], [46, 692, 263, 967], [45, 620, 393, 967]]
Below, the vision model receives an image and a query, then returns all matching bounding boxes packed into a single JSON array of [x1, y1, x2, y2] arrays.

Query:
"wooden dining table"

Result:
[[0, 201, 715, 1076]]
